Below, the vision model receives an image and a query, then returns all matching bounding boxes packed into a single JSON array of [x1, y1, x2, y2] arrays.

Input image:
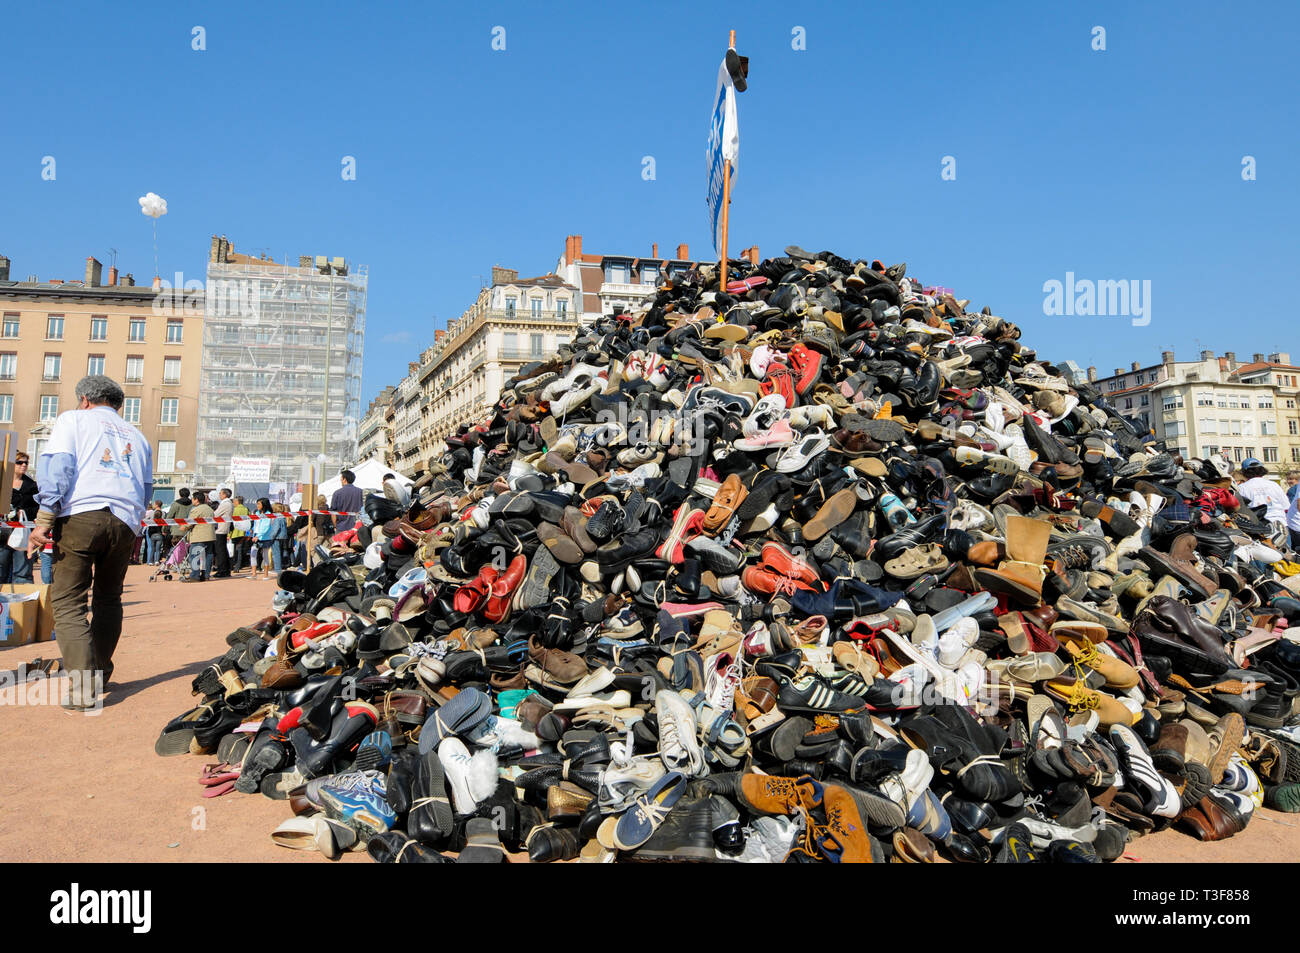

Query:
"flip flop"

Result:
[[202, 779, 239, 798]]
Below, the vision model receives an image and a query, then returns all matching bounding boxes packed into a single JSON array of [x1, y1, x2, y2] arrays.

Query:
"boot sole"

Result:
[[803, 490, 858, 542]]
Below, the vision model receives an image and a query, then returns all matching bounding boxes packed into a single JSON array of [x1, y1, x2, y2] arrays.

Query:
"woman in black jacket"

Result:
[[1, 452, 39, 583]]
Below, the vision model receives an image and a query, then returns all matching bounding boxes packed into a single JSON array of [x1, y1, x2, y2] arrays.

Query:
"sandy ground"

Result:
[[0, 564, 1294, 864]]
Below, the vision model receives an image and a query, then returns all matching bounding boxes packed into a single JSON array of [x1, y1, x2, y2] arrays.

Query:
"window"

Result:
[[122, 397, 141, 424], [86, 355, 105, 376], [605, 262, 629, 284], [1230, 420, 1243, 435], [502, 332, 518, 358], [46, 316, 64, 339], [1216, 396, 1227, 408], [1200, 418, 1217, 434], [530, 298, 542, 318], [0, 353, 15, 380], [1196, 392, 1214, 407], [89, 316, 108, 341], [1204, 445, 1218, 457], [1124, 398, 1133, 410], [1265, 447, 1279, 463], [163, 357, 181, 383], [129, 317, 146, 342], [641, 265, 659, 285], [43, 354, 61, 380], [1287, 399, 1296, 409], [1227, 396, 1240, 409], [125, 356, 144, 382], [1262, 420, 1277, 435], [1246, 446, 1257, 460], [1290, 419, 1299, 436], [2, 315, 17, 338], [530, 333, 544, 357], [157, 440, 176, 473], [1293, 448, 1300, 463], [160, 398, 179, 425], [0, 395, 11, 423], [504, 297, 517, 318], [1162, 395, 1182, 412], [556, 299, 568, 318], [1259, 396, 1274, 409], [166, 319, 183, 343], [40, 395, 58, 420]]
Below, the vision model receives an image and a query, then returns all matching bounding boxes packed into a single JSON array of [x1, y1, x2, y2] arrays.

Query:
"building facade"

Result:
[[195, 236, 367, 485], [356, 385, 395, 465], [391, 365, 423, 473], [0, 253, 202, 504], [1094, 349, 1294, 471], [416, 266, 580, 454], [554, 234, 757, 324]]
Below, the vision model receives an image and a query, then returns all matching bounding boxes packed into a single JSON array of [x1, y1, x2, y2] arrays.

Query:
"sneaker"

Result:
[[318, 772, 397, 839], [655, 690, 707, 778], [1110, 723, 1181, 818]]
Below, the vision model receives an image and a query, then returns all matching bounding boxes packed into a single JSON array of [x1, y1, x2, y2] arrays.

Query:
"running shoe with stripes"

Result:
[[777, 674, 862, 714], [1109, 723, 1181, 818]]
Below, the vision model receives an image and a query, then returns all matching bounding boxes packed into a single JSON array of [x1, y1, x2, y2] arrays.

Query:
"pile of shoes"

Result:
[[156, 246, 1300, 862]]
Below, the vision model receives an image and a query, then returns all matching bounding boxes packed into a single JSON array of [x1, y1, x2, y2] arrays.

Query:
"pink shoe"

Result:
[[733, 418, 796, 451]]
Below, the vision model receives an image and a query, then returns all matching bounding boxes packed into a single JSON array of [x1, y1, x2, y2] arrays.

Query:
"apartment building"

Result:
[[1094, 349, 1291, 470], [416, 266, 580, 456], [356, 385, 395, 465], [391, 365, 423, 473], [1228, 353, 1300, 468], [196, 236, 367, 485], [554, 234, 758, 324], [0, 253, 202, 504]]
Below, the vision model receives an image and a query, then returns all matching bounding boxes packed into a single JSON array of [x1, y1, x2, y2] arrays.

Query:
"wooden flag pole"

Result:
[[720, 29, 735, 293]]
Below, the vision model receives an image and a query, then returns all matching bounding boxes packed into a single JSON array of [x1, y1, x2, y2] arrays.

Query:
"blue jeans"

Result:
[[0, 543, 33, 583], [146, 534, 163, 564], [40, 549, 53, 584], [256, 541, 282, 573]]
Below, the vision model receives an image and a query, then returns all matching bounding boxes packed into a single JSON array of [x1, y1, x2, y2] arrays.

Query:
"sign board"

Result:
[[230, 457, 272, 482], [706, 58, 740, 256]]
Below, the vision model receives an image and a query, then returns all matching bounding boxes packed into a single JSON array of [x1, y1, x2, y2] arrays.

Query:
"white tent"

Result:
[[318, 458, 413, 499]]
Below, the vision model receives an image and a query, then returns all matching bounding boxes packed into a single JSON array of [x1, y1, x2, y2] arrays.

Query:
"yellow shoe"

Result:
[[1061, 639, 1139, 690], [1043, 677, 1136, 728], [1274, 560, 1300, 577]]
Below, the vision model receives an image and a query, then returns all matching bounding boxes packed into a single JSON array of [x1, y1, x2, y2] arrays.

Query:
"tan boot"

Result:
[[973, 515, 1051, 602]]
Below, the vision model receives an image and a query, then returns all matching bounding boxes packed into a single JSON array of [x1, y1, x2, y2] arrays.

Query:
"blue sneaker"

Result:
[[353, 731, 393, 771], [319, 773, 396, 838]]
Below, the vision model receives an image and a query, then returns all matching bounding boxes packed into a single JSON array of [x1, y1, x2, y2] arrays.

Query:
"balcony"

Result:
[[599, 281, 657, 298]]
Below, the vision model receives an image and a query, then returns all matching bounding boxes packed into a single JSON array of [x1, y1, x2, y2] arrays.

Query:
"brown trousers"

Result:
[[51, 509, 136, 689]]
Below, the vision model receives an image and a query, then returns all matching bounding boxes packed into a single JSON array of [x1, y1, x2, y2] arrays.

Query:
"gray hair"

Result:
[[75, 375, 125, 410]]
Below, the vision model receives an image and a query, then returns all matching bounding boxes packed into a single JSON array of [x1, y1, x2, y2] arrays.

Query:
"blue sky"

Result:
[[2, 1, 1296, 402]]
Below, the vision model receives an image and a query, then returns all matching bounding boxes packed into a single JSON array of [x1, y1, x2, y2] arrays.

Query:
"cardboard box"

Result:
[[0, 583, 53, 643], [0, 597, 39, 646]]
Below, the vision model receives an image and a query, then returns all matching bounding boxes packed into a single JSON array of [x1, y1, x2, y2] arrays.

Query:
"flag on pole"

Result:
[[706, 59, 740, 257]]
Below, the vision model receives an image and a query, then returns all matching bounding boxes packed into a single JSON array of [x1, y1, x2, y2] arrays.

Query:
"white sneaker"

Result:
[[938, 617, 979, 668], [1110, 723, 1180, 818], [438, 738, 479, 815], [879, 748, 934, 813], [655, 689, 706, 777]]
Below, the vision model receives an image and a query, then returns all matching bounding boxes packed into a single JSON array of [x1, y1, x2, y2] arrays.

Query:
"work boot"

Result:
[[973, 515, 1052, 603]]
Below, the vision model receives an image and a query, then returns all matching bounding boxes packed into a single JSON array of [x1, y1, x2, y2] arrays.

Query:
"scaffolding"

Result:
[[195, 260, 367, 483]]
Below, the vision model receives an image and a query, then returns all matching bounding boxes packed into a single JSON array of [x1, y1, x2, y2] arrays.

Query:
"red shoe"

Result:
[[760, 364, 796, 407], [483, 554, 527, 622], [760, 541, 821, 588], [741, 564, 817, 598], [290, 620, 342, 650], [453, 564, 499, 614], [788, 343, 823, 396]]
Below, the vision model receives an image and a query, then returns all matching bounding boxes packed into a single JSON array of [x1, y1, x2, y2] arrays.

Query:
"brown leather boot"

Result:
[[973, 515, 1051, 603], [740, 773, 822, 815]]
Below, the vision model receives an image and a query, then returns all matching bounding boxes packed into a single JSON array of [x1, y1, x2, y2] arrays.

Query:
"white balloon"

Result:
[[138, 191, 168, 218]]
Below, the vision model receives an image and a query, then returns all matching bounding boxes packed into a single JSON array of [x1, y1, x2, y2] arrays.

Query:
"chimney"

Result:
[[1200, 349, 1215, 361], [676, 243, 689, 260], [435, 330, 446, 342], [121, 273, 134, 287], [299, 256, 312, 269], [1276, 352, 1291, 365], [1253, 352, 1266, 363], [0, 255, 9, 282], [491, 266, 518, 285], [85, 256, 102, 288], [1130, 360, 1140, 371], [1114, 368, 1123, 377], [107, 266, 118, 286], [748, 246, 760, 264], [210, 235, 221, 263], [1162, 350, 1174, 365], [152, 275, 162, 291], [652, 243, 659, 260], [1087, 366, 1097, 382], [1224, 350, 1236, 367]]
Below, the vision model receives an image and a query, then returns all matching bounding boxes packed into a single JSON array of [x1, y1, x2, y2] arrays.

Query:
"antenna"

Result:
[[108, 248, 118, 269]]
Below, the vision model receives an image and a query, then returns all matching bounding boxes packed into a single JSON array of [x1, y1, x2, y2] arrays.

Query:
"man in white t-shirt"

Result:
[[28, 375, 153, 711], [1237, 458, 1290, 548]]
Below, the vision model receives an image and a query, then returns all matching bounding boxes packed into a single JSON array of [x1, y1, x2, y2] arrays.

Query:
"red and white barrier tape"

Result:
[[0, 509, 358, 530]]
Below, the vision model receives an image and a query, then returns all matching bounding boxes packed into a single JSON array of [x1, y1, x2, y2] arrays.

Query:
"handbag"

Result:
[[6, 523, 27, 550]]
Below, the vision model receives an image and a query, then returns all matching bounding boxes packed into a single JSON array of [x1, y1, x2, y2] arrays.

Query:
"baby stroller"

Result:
[[150, 538, 191, 582]]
